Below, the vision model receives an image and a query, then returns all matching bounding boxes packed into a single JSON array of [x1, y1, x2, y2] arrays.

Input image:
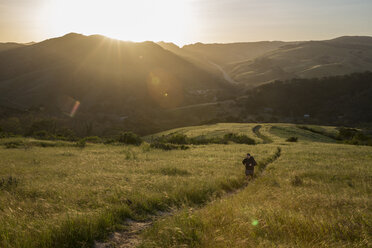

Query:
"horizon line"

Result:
[[1, 32, 372, 47]]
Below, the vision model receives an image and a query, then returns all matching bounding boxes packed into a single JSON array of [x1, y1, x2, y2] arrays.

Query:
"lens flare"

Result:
[[70, 101, 80, 117], [147, 69, 183, 109], [57, 95, 81, 117]]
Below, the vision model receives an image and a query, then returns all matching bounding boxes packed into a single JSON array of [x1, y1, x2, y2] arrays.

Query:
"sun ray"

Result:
[[46, 0, 195, 45]]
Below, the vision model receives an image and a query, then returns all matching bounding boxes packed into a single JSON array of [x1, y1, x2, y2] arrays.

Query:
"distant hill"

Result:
[[157, 41, 223, 78], [158, 41, 290, 88], [158, 37, 372, 89], [225, 36, 372, 87], [182, 41, 288, 66], [0, 42, 25, 53], [329, 36, 372, 46]]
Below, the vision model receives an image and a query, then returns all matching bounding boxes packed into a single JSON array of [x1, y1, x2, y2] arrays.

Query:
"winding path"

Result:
[[253, 125, 273, 144], [95, 147, 282, 248], [207, 60, 239, 85]]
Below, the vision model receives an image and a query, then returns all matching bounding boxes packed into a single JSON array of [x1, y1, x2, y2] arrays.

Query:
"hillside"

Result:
[[1, 123, 370, 247], [0, 33, 232, 110], [157, 36, 372, 89], [237, 72, 372, 124], [226, 36, 372, 87], [0, 42, 25, 52], [140, 123, 371, 247], [1, 35, 372, 136], [144, 72, 372, 127], [159, 41, 289, 85], [182, 41, 288, 66], [157, 41, 223, 79], [0, 33, 235, 134]]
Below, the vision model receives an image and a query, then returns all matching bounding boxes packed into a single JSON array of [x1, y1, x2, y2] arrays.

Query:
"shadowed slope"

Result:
[[0, 33, 232, 113]]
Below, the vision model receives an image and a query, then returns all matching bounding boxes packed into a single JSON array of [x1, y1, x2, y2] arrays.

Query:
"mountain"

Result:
[[0, 33, 236, 135], [225, 36, 372, 87], [0, 33, 232, 112], [1, 34, 372, 136], [158, 36, 372, 89], [0, 42, 25, 53], [158, 41, 289, 87]]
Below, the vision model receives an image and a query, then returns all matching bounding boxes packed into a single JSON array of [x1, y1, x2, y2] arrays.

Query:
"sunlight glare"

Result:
[[47, 0, 195, 45]]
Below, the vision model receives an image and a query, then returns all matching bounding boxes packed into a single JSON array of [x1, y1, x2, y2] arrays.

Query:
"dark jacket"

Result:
[[242, 157, 257, 170]]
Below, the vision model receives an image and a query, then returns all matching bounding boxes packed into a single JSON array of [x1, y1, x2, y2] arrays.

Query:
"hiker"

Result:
[[242, 153, 257, 180]]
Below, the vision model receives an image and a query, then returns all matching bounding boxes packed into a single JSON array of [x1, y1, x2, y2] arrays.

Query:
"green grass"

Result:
[[1, 123, 371, 247], [270, 125, 337, 143], [144, 123, 261, 144], [140, 124, 372, 248], [0, 133, 266, 247]]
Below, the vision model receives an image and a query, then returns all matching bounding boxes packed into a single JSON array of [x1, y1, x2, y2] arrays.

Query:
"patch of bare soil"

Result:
[[94, 220, 151, 248]]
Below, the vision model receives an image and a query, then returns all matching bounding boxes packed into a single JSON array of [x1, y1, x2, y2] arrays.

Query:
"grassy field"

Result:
[[0, 128, 275, 248], [0, 123, 371, 247], [144, 123, 262, 144], [140, 124, 371, 247]]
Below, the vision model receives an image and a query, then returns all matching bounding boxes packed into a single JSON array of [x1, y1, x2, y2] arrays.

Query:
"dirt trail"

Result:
[[95, 147, 281, 248], [94, 220, 152, 248], [253, 125, 273, 144]]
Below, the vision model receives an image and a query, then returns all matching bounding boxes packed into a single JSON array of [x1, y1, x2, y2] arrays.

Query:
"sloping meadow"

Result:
[[139, 126, 372, 247], [0, 134, 271, 247]]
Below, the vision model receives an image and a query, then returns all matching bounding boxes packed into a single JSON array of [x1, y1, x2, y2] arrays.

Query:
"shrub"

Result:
[[153, 133, 256, 146], [337, 127, 372, 146], [33, 130, 54, 140], [189, 136, 228, 145], [286, 137, 298, 142], [224, 133, 256, 145], [4, 140, 24, 149], [55, 128, 76, 141], [156, 134, 188, 145], [188, 136, 211, 145], [75, 139, 86, 148], [103, 138, 116, 144], [30, 141, 57, 147], [150, 142, 189, 151], [118, 132, 142, 146], [28, 119, 57, 136], [0, 132, 12, 138], [82, 136, 102, 143], [165, 134, 188, 144], [337, 127, 358, 140]]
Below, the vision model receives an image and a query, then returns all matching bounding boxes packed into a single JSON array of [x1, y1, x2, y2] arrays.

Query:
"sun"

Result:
[[46, 0, 196, 45]]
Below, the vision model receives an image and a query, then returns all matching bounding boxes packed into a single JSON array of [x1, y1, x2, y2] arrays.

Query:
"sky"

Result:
[[0, 0, 371, 45]]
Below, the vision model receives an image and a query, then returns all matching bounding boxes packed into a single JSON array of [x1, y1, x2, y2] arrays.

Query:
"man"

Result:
[[242, 153, 257, 180]]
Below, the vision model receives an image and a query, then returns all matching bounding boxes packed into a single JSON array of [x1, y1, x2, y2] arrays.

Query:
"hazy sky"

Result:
[[1, 0, 371, 45]]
